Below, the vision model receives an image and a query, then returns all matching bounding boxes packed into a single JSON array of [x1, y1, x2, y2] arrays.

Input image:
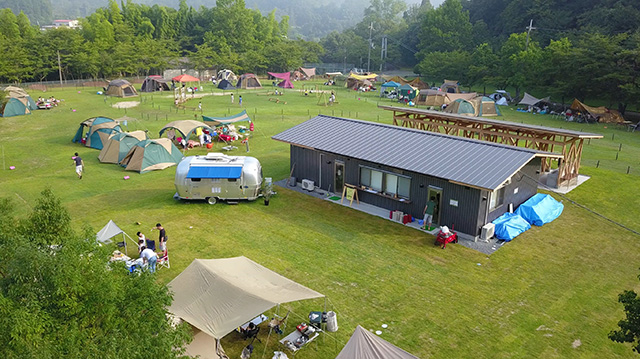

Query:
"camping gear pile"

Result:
[[435, 225, 458, 249], [492, 193, 564, 241]]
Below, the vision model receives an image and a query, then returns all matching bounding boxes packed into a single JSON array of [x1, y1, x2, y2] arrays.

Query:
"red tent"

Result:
[[267, 72, 294, 89], [172, 74, 200, 82]]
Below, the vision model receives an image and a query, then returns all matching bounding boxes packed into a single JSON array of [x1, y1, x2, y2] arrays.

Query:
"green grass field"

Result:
[[1, 81, 640, 358]]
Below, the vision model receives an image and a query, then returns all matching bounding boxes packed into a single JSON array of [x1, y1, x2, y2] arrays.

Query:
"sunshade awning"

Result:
[[335, 325, 420, 359], [187, 166, 242, 179], [202, 110, 251, 126], [168, 257, 324, 340]]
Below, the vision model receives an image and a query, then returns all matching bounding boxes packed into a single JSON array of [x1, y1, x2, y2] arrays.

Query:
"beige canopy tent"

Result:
[[570, 99, 625, 124], [169, 257, 324, 358], [335, 325, 420, 359], [416, 89, 447, 107], [159, 120, 214, 140], [445, 92, 476, 103], [95, 220, 136, 251]]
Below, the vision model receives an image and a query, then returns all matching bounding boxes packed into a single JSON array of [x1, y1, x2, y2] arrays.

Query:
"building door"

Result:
[[427, 186, 443, 225], [335, 160, 345, 194]]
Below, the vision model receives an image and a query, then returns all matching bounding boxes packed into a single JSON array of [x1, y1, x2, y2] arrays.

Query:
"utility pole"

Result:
[[525, 19, 535, 51], [367, 22, 374, 73], [380, 36, 387, 73], [57, 50, 63, 86]]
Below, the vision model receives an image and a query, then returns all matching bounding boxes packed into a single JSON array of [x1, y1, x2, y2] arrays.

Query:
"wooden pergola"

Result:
[[379, 106, 603, 187]]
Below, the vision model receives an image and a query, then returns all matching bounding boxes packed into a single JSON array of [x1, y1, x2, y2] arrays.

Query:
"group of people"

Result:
[[135, 223, 168, 273], [36, 96, 58, 107]]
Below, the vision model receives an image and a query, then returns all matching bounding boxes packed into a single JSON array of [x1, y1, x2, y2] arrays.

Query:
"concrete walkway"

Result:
[[276, 179, 506, 255]]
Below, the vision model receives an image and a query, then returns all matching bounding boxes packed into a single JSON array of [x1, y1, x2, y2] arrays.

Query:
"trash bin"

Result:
[[289, 176, 296, 187], [326, 311, 338, 332]]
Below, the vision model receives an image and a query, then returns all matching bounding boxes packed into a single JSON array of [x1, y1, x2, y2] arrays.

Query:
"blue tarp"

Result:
[[493, 212, 531, 241], [186, 166, 242, 179], [515, 193, 564, 226]]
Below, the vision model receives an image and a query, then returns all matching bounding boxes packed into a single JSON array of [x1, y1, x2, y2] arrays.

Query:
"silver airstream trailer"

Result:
[[175, 153, 272, 204]]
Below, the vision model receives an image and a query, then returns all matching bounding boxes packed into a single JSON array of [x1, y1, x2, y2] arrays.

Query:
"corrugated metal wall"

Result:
[[486, 157, 541, 223], [290, 145, 487, 236]]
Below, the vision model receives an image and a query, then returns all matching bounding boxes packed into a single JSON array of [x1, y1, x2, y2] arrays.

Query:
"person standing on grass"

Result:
[[139, 246, 158, 273], [73, 152, 84, 179], [422, 197, 436, 230], [156, 223, 167, 256], [239, 95, 243, 106], [231, 93, 234, 104]]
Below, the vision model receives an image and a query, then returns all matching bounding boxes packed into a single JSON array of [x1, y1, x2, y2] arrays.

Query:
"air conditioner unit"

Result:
[[301, 179, 315, 191], [481, 223, 495, 241]]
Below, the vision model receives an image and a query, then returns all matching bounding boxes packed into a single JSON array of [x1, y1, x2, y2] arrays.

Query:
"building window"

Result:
[[359, 166, 411, 199], [490, 187, 505, 210]]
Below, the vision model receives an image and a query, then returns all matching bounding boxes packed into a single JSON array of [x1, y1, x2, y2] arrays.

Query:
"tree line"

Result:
[[1, 0, 639, 110]]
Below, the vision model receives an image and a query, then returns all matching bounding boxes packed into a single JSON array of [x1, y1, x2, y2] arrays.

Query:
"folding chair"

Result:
[[157, 249, 170, 269]]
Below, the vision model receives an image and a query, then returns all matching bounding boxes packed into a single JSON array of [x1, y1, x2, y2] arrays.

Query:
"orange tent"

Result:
[[172, 74, 200, 82]]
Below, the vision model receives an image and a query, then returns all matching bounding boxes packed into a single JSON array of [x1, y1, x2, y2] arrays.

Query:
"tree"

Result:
[[496, 32, 542, 98], [610, 269, 640, 354], [0, 189, 192, 358], [417, 0, 473, 55]]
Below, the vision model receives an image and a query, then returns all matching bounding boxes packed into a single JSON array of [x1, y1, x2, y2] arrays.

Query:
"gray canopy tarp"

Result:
[[168, 256, 324, 340], [518, 92, 550, 107], [335, 325, 420, 359]]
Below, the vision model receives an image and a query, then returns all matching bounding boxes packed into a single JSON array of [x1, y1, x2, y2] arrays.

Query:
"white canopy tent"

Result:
[[169, 257, 325, 359], [335, 325, 420, 359], [518, 92, 550, 107], [95, 220, 136, 251]]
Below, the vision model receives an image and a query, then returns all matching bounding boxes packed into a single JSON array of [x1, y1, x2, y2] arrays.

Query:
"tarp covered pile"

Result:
[[492, 193, 563, 241]]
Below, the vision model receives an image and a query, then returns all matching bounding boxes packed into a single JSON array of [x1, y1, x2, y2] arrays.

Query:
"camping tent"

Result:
[[416, 89, 447, 107], [408, 77, 429, 90], [445, 96, 501, 116], [1, 86, 37, 117], [515, 193, 564, 226], [518, 92, 550, 107], [335, 325, 420, 359], [98, 130, 148, 164], [570, 99, 625, 124], [96, 220, 136, 250], [441, 79, 460, 93], [380, 81, 401, 97], [172, 74, 200, 83], [217, 79, 235, 90], [169, 257, 324, 358], [268, 71, 294, 89], [72, 117, 122, 150], [398, 84, 419, 101], [236, 73, 262, 89], [202, 110, 251, 127], [119, 138, 183, 173], [140, 75, 170, 92], [445, 92, 477, 103], [159, 120, 214, 140], [293, 67, 315, 80], [106, 79, 138, 97], [216, 69, 237, 83], [381, 75, 408, 85]]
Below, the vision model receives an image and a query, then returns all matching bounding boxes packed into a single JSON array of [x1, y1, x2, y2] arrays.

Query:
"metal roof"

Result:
[[379, 105, 603, 139], [272, 116, 560, 191]]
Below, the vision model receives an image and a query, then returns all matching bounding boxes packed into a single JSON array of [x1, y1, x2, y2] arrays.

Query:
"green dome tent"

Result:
[[1, 86, 37, 117], [445, 96, 502, 117], [119, 138, 183, 173], [98, 130, 148, 164], [398, 84, 419, 101], [72, 117, 122, 150]]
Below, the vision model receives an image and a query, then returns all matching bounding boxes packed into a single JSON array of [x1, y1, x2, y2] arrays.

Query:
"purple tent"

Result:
[[267, 71, 294, 89]]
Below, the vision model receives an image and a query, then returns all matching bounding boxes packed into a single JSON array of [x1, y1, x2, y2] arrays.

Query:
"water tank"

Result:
[[326, 311, 338, 332]]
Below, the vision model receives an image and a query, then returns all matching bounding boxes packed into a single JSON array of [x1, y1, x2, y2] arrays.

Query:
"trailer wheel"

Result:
[[206, 197, 217, 205]]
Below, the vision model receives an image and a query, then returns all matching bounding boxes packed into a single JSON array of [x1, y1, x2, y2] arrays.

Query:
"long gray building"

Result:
[[272, 116, 561, 240]]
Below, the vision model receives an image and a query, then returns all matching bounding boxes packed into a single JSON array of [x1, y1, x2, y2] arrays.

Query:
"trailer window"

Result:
[[190, 178, 201, 182], [228, 178, 237, 182]]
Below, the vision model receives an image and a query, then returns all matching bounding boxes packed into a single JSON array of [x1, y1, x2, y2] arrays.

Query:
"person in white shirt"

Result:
[[139, 247, 158, 273]]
